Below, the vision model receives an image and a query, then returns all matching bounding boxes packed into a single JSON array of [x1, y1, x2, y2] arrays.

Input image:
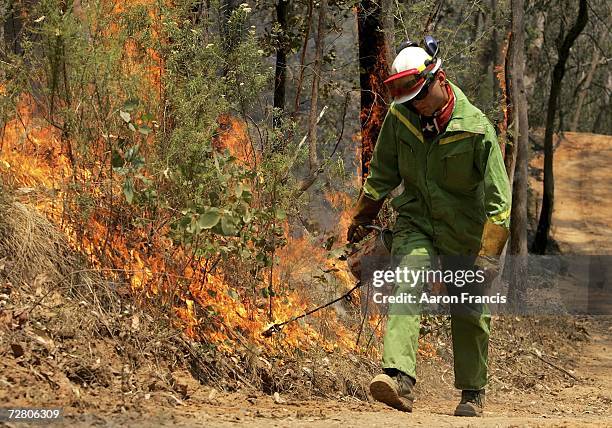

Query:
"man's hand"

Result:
[[347, 194, 384, 244], [347, 223, 372, 244]]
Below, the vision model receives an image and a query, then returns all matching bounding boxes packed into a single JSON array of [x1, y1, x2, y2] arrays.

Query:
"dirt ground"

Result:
[[58, 319, 612, 427], [529, 131, 612, 254], [2, 132, 611, 427]]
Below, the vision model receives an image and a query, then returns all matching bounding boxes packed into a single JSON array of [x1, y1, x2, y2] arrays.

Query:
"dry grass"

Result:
[[0, 190, 212, 408], [0, 195, 76, 284]]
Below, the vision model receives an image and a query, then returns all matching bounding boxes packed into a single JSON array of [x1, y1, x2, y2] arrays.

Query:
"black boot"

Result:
[[369, 369, 415, 412], [454, 389, 485, 417]]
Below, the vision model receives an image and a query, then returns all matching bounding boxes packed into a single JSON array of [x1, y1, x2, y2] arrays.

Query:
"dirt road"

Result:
[[530, 131, 612, 254], [60, 322, 610, 427]]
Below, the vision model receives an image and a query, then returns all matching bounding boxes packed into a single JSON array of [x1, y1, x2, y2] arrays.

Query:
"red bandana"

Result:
[[433, 83, 455, 132], [420, 83, 456, 138]]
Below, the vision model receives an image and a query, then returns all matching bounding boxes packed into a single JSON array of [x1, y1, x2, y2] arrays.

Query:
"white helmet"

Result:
[[384, 46, 442, 104]]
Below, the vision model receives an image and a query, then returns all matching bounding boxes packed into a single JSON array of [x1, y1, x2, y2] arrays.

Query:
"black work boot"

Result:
[[454, 389, 485, 417], [369, 369, 415, 412]]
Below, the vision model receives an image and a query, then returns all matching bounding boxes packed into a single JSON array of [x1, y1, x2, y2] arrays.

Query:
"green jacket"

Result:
[[363, 82, 511, 256]]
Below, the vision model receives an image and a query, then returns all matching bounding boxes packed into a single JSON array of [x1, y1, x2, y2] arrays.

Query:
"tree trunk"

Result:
[[524, 11, 545, 101], [490, 0, 499, 100], [273, 0, 289, 129], [3, 2, 24, 55], [307, 0, 326, 171], [475, 9, 493, 105], [570, 48, 602, 132], [423, 0, 444, 35], [506, 0, 529, 306], [532, 0, 588, 254], [592, 72, 611, 133], [0, 2, 5, 83], [381, 0, 395, 67], [500, 32, 513, 166], [503, 34, 516, 186], [357, 0, 390, 183], [292, 0, 313, 118]]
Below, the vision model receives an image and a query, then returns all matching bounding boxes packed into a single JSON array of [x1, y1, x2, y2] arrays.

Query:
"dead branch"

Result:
[[530, 350, 578, 380]]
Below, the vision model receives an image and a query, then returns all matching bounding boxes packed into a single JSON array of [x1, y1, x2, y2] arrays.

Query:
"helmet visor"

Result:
[[385, 72, 425, 99], [384, 61, 439, 100]]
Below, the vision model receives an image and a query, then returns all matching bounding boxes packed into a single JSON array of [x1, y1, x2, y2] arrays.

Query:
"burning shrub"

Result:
[[0, 1, 367, 356]]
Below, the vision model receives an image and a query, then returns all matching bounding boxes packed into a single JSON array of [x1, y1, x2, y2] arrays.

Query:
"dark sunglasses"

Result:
[[410, 73, 436, 103]]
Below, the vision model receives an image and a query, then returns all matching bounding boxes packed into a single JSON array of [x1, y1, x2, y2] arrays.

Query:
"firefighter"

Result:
[[347, 37, 511, 417]]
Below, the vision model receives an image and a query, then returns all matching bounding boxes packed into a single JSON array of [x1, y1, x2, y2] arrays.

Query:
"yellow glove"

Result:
[[474, 221, 510, 282]]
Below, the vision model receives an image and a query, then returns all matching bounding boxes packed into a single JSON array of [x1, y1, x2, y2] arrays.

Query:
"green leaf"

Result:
[[120, 110, 131, 123], [122, 99, 139, 112], [234, 182, 244, 198], [178, 215, 191, 229], [275, 208, 286, 220], [187, 217, 201, 234], [138, 124, 152, 135], [123, 178, 134, 204], [220, 214, 238, 236], [242, 209, 252, 223], [240, 248, 251, 258], [227, 289, 239, 300], [124, 145, 138, 160], [241, 188, 252, 203], [124, 146, 145, 169], [136, 173, 152, 186], [198, 209, 221, 229]]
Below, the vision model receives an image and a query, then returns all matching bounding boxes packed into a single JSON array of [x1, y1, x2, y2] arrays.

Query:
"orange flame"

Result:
[[359, 49, 389, 183], [212, 114, 258, 167], [0, 3, 382, 357], [0, 97, 375, 356]]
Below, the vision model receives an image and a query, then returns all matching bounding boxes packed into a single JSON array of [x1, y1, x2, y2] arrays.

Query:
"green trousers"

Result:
[[382, 225, 491, 390]]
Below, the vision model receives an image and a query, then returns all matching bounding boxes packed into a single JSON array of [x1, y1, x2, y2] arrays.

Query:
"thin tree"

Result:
[[570, 47, 602, 131], [273, 0, 290, 129], [592, 71, 611, 133], [532, 0, 588, 254], [2, 1, 25, 55], [292, 0, 313, 118], [307, 0, 326, 171], [506, 0, 529, 306], [382, 0, 395, 67]]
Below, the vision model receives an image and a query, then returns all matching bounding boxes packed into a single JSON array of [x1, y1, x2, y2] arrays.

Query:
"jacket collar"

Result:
[[445, 81, 487, 135]]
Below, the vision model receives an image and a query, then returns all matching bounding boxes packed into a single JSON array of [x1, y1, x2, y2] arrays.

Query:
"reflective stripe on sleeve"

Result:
[[363, 181, 383, 201], [488, 208, 511, 225]]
